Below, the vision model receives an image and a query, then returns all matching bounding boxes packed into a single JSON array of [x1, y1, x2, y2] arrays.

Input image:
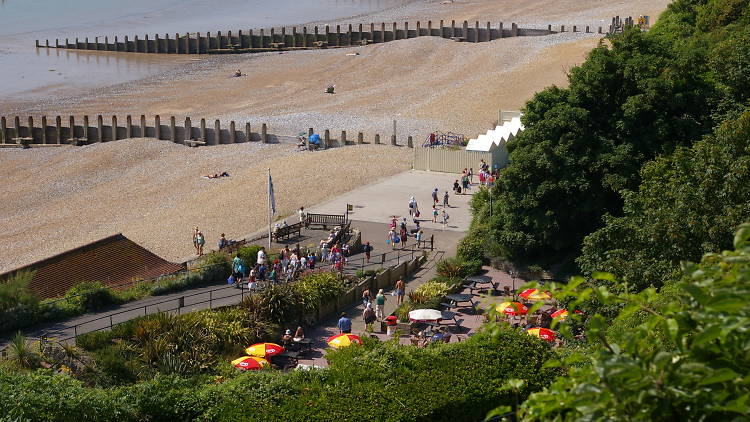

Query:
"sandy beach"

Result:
[[0, 0, 671, 272]]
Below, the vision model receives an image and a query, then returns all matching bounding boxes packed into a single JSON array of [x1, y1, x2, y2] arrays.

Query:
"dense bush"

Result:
[[235, 245, 262, 268], [0, 271, 38, 313], [0, 327, 555, 421]]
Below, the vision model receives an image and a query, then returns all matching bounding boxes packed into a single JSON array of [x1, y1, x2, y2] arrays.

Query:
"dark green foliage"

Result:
[[578, 108, 750, 292], [436, 257, 482, 279], [62, 282, 121, 313]]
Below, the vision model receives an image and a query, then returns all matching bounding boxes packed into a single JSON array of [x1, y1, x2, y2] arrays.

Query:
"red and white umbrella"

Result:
[[526, 327, 556, 342], [550, 309, 568, 320], [408, 309, 443, 323]]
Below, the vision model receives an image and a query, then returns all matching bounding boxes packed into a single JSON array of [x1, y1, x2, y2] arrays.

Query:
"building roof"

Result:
[[0, 234, 184, 299], [466, 115, 525, 152]]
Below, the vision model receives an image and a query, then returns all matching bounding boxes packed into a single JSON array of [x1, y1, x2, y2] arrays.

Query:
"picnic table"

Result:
[[466, 275, 498, 291], [445, 293, 477, 312]]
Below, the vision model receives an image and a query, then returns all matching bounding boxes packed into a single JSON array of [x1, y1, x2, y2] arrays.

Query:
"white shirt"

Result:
[[257, 250, 266, 264]]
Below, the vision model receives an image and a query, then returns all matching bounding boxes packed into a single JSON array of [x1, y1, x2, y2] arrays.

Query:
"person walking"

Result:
[[431, 188, 439, 205], [408, 196, 418, 216], [363, 303, 377, 332], [432, 205, 439, 223], [195, 230, 205, 256], [395, 278, 405, 305], [375, 289, 386, 320], [192, 226, 200, 255], [257, 247, 267, 266], [415, 230, 423, 247], [468, 168, 474, 184], [362, 288, 372, 308], [363, 241, 372, 263], [443, 191, 449, 208], [441, 209, 449, 228], [337, 312, 352, 334], [399, 226, 408, 249]]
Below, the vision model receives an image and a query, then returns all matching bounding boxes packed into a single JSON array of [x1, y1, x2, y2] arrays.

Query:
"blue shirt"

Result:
[[337, 317, 352, 332]]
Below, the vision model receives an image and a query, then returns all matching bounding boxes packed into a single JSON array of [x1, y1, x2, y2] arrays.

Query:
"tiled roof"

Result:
[[0, 234, 184, 299]]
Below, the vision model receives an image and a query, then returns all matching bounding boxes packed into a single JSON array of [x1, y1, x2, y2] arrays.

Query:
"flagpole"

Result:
[[267, 168, 272, 250]]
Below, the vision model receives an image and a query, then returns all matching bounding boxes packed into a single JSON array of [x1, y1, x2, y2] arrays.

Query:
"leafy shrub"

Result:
[[412, 281, 449, 302], [62, 281, 121, 314], [437, 257, 482, 279], [7, 333, 40, 369], [76, 330, 117, 351], [235, 245, 262, 268], [355, 269, 380, 279], [0, 271, 38, 312], [457, 231, 486, 263]]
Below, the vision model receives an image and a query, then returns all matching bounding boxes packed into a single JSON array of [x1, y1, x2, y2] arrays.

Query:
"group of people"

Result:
[[387, 216, 424, 248], [228, 244, 319, 289], [411, 326, 452, 347], [280, 326, 306, 348], [319, 227, 349, 272], [192, 227, 206, 256]]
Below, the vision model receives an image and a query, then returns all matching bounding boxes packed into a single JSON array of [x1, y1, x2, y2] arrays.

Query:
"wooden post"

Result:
[[341, 130, 347, 145], [302, 27, 308, 47], [97, 114, 103, 142], [393, 22, 397, 40], [357, 132, 364, 144], [245, 122, 251, 142], [144, 34, 149, 53], [134, 35, 139, 52], [475, 21, 480, 42], [230, 121, 236, 143], [407, 136, 413, 148], [499, 22, 504, 38], [69, 116, 76, 141], [168, 116, 175, 142], [324, 129, 330, 148], [41, 116, 48, 144], [55, 116, 62, 144], [381, 23, 386, 43], [154, 115, 161, 140], [0, 117, 6, 144], [123, 36, 129, 52], [155, 34, 160, 53], [261, 123, 268, 143], [111, 116, 118, 141], [374, 133, 380, 144], [487, 22, 492, 41], [185, 117, 192, 143], [126, 115, 132, 138], [140, 115, 146, 138], [83, 115, 89, 141], [14, 116, 21, 140], [27, 116, 33, 142], [200, 118, 206, 142], [214, 119, 221, 145]]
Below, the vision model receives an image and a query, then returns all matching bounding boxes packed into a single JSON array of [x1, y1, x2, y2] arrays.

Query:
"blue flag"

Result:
[[268, 172, 276, 215]]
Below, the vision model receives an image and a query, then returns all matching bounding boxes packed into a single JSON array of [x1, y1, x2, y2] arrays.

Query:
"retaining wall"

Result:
[[35, 20, 605, 55], [0, 115, 278, 146]]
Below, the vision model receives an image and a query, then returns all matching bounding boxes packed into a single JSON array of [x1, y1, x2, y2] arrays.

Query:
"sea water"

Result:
[[0, 0, 410, 102]]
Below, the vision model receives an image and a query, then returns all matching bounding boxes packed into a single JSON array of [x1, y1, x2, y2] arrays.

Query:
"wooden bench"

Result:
[[272, 222, 303, 241], [270, 42, 286, 49], [306, 213, 347, 229], [185, 139, 206, 147]]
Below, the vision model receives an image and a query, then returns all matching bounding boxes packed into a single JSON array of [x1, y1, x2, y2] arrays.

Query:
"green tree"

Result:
[[578, 107, 750, 292], [518, 224, 750, 420]]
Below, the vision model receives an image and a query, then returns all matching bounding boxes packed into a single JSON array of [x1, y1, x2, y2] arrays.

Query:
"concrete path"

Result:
[[307, 170, 474, 232]]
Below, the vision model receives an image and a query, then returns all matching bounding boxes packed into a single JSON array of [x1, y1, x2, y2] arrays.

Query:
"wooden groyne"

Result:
[[34, 20, 605, 55]]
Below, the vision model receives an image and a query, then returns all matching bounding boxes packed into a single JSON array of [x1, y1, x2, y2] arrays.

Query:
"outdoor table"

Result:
[[466, 275, 497, 291], [408, 309, 443, 323], [293, 338, 313, 353], [445, 293, 477, 312], [440, 310, 458, 322]]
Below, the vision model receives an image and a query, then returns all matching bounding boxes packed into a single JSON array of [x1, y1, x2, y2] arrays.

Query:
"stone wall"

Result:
[[34, 20, 605, 55]]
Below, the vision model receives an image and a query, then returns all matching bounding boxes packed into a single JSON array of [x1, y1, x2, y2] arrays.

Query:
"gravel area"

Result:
[[0, 141, 411, 272]]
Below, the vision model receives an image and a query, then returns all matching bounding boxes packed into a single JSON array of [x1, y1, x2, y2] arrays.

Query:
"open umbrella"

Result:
[[550, 309, 568, 320], [526, 327, 555, 342], [231, 356, 269, 370], [245, 343, 284, 358], [519, 289, 552, 301], [408, 309, 443, 323], [496, 301, 528, 316], [327, 333, 362, 348]]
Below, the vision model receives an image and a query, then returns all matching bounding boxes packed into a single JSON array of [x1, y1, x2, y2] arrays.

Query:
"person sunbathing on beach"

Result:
[[202, 172, 230, 179], [234, 69, 242, 77]]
